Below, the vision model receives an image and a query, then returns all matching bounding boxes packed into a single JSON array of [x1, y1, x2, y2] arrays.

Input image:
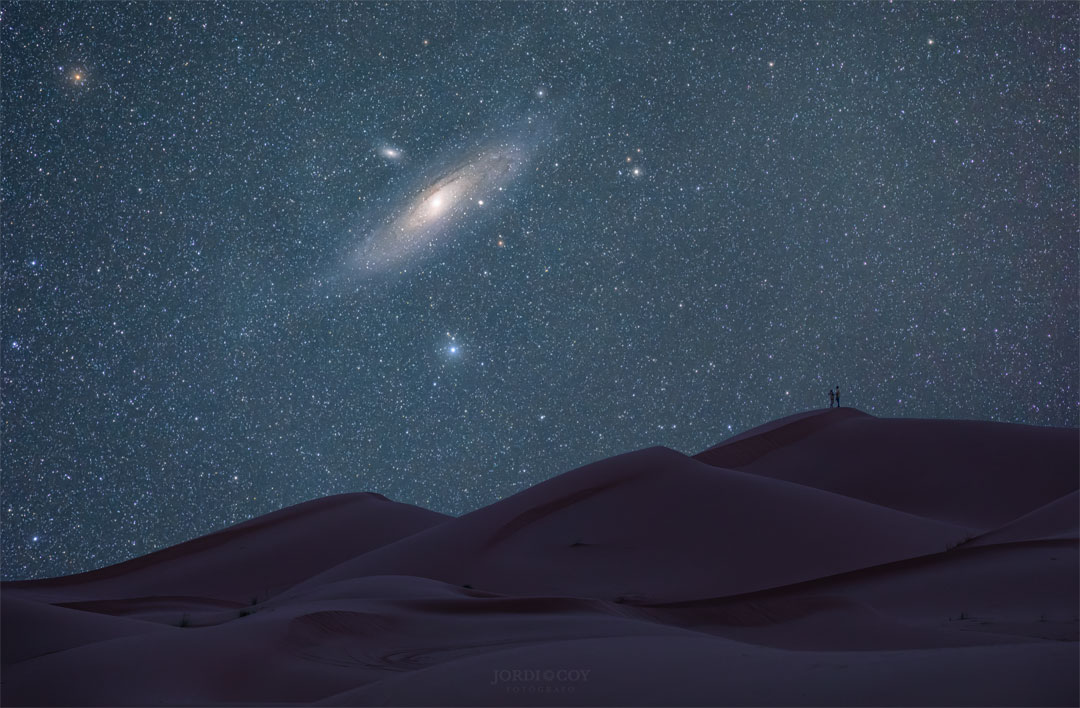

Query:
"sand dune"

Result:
[[3, 408, 1076, 706], [4, 492, 451, 606], [284, 445, 973, 602], [695, 411, 1076, 529]]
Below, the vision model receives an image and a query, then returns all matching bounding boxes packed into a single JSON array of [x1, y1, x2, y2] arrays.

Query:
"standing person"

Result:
[[835, 386, 841, 408], [829, 388, 835, 408]]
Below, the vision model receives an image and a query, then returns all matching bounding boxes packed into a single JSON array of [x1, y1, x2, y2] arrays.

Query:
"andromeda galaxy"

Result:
[[350, 139, 532, 274]]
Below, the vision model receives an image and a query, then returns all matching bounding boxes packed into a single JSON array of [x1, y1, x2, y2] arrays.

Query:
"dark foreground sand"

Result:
[[3, 408, 1077, 706]]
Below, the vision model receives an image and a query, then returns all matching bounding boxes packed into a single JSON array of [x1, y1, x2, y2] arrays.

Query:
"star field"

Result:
[[2, 2, 1077, 580]]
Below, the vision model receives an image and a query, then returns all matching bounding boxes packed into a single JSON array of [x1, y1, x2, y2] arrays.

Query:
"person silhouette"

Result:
[[835, 385, 841, 408], [829, 388, 835, 408]]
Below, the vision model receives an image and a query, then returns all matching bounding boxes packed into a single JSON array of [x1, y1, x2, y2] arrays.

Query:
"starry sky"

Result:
[[2, 2, 1077, 581]]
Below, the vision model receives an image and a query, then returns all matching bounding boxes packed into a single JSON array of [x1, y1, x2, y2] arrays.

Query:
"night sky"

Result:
[[2, 2, 1076, 581]]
